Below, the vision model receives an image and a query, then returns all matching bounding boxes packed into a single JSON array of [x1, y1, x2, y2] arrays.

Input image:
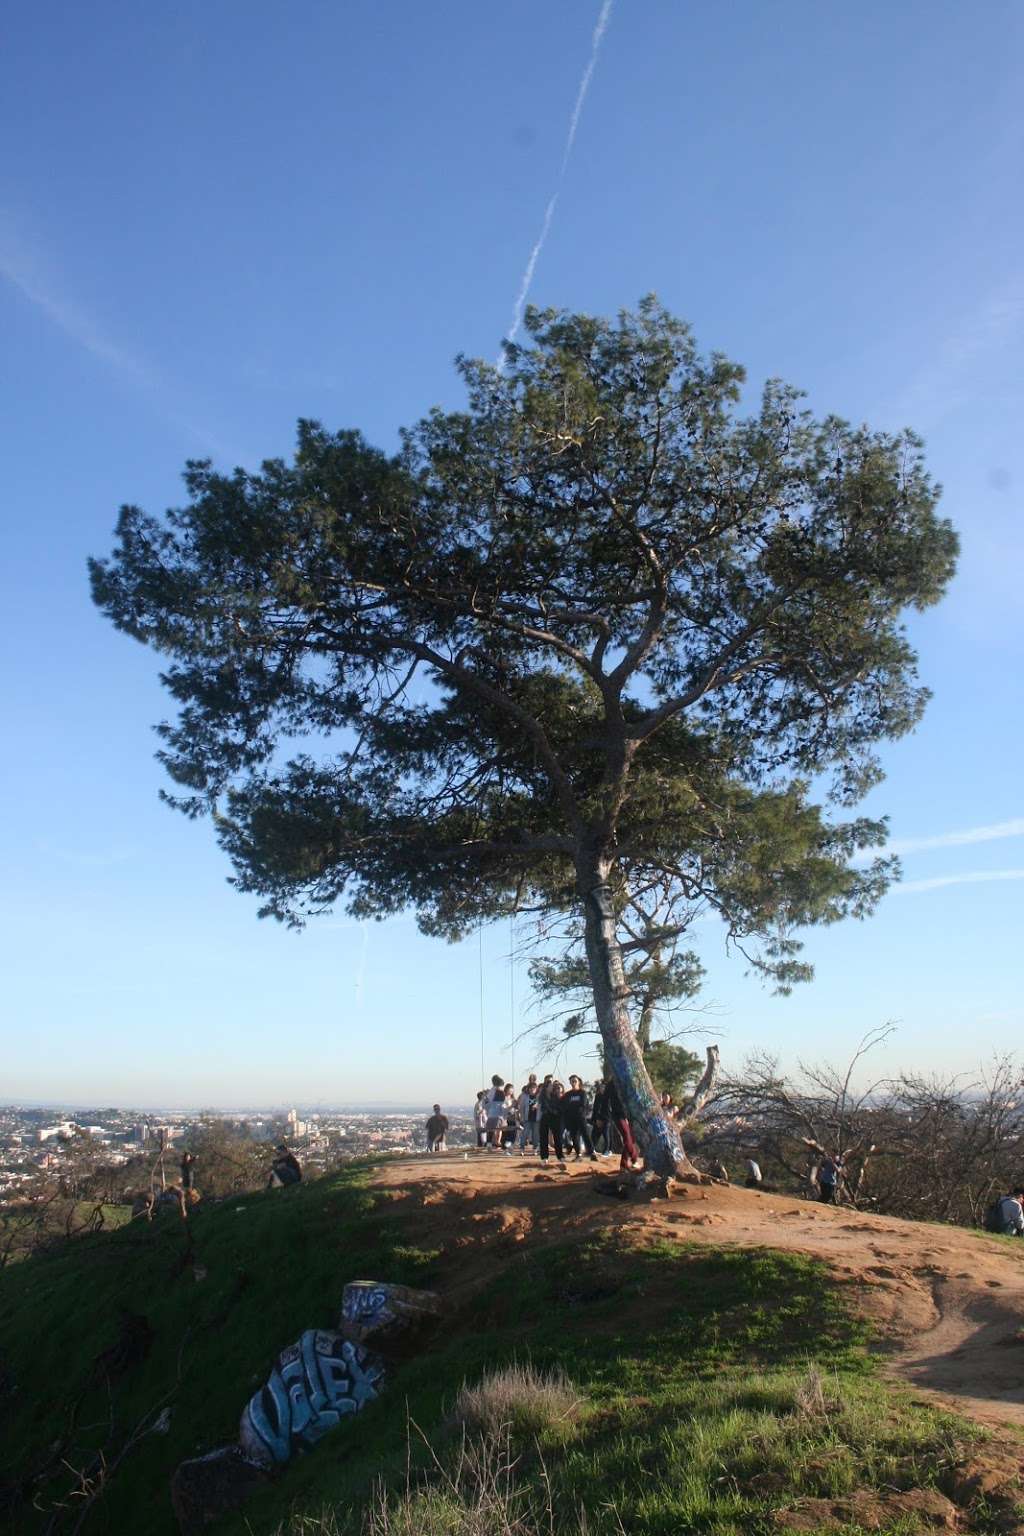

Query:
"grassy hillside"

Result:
[[1, 1165, 1020, 1535]]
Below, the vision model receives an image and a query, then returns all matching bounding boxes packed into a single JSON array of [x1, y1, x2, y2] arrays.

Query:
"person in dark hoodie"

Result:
[[562, 1075, 599, 1161], [539, 1079, 566, 1167], [601, 1073, 639, 1171]]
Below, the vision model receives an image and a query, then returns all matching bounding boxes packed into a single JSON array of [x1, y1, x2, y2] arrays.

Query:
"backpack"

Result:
[[983, 1198, 1004, 1233]]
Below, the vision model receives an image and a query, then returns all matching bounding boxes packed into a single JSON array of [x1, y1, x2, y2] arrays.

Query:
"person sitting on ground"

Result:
[[562, 1075, 599, 1161], [425, 1104, 448, 1153], [996, 1186, 1024, 1236], [745, 1157, 763, 1189], [269, 1143, 302, 1187]]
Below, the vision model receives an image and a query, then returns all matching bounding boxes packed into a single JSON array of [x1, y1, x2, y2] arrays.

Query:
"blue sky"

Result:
[[1, 2, 1021, 1108]]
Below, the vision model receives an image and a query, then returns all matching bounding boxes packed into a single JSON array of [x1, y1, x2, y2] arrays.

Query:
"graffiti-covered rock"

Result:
[[239, 1329, 386, 1468], [339, 1279, 442, 1343], [172, 1281, 441, 1532]]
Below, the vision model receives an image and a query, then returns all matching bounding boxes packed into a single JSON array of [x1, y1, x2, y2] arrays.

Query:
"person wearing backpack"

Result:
[[991, 1187, 1024, 1235], [817, 1153, 843, 1204]]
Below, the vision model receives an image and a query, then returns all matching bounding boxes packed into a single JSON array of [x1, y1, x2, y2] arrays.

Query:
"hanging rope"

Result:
[[479, 924, 486, 1087], [509, 912, 516, 1089]]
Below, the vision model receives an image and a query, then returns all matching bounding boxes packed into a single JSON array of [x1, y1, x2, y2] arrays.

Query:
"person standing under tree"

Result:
[[603, 1074, 639, 1172], [501, 1083, 518, 1156], [485, 1074, 507, 1149], [518, 1076, 539, 1154], [539, 1080, 566, 1168], [474, 1091, 488, 1148], [180, 1150, 196, 1194], [562, 1076, 598, 1161]]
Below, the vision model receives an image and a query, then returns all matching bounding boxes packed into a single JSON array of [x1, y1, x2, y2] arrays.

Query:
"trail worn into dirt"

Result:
[[371, 1153, 1024, 1430]]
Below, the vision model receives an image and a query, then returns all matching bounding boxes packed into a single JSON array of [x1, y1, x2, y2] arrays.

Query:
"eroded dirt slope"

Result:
[[371, 1152, 1024, 1430]]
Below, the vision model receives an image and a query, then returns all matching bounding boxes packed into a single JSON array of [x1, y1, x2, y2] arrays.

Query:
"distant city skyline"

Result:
[[2, 2, 1021, 1103]]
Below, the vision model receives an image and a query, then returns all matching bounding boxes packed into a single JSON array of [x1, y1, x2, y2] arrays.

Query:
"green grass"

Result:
[[0, 1164, 439, 1534], [0, 1173, 1014, 1536]]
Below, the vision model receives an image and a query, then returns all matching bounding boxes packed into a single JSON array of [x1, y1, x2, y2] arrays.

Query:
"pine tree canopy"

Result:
[[90, 298, 958, 996]]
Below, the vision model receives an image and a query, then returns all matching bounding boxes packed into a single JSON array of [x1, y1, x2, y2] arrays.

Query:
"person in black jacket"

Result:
[[539, 1079, 566, 1166], [590, 1079, 611, 1154], [562, 1075, 598, 1160], [601, 1075, 639, 1171]]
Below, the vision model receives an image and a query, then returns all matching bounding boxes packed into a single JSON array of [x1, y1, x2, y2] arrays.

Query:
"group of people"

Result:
[[442, 1073, 642, 1170], [175, 1142, 303, 1197]]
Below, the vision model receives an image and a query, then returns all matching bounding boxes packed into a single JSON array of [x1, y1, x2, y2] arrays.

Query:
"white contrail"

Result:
[[895, 868, 1024, 895], [887, 817, 1024, 856], [0, 210, 236, 457], [853, 816, 1024, 864], [500, 0, 614, 362]]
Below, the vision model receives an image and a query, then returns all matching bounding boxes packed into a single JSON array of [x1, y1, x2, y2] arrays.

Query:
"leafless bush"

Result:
[[793, 1364, 841, 1420], [700, 1033, 1024, 1228]]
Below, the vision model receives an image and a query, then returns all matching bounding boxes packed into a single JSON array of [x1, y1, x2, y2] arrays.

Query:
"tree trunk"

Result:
[[636, 991, 655, 1054], [683, 1045, 721, 1119], [578, 859, 690, 1179]]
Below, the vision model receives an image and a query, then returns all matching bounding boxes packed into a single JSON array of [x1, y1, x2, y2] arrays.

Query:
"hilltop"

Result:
[[2, 1155, 1024, 1535]]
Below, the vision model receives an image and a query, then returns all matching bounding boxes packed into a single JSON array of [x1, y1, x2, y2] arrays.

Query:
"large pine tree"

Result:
[[90, 300, 957, 1177]]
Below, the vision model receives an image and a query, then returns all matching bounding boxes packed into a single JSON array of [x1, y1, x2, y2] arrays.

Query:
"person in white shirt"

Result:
[[485, 1074, 507, 1148]]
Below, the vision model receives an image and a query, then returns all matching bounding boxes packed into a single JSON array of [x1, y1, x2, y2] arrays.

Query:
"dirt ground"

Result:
[[371, 1151, 1024, 1432]]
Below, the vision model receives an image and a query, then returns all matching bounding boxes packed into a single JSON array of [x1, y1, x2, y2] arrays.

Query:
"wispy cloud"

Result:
[[0, 214, 152, 383], [891, 281, 1024, 427], [0, 210, 236, 458], [499, 0, 614, 361], [895, 868, 1024, 895], [885, 817, 1024, 858], [853, 817, 1024, 865]]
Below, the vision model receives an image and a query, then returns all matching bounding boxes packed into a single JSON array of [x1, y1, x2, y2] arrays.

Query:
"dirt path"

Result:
[[371, 1152, 1024, 1429]]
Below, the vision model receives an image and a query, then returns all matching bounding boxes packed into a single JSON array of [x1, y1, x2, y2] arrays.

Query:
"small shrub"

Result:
[[792, 1363, 842, 1420], [450, 1363, 584, 1446], [277, 1430, 593, 1535]]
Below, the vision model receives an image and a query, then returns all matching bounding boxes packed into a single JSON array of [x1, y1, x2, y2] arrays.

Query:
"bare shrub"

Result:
[[277, 1428, 594, 1535], [793, 1364, 842, 1420], [449, 1364, 584, 1445]]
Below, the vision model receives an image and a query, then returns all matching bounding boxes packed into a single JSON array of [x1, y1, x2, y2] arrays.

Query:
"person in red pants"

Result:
[[596, 1075, 638, 1169]]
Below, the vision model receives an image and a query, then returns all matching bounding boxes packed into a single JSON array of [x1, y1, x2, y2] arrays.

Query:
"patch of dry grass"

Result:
[[449, 1363, 584, 1446], [279, 1429, 594, 1535]]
